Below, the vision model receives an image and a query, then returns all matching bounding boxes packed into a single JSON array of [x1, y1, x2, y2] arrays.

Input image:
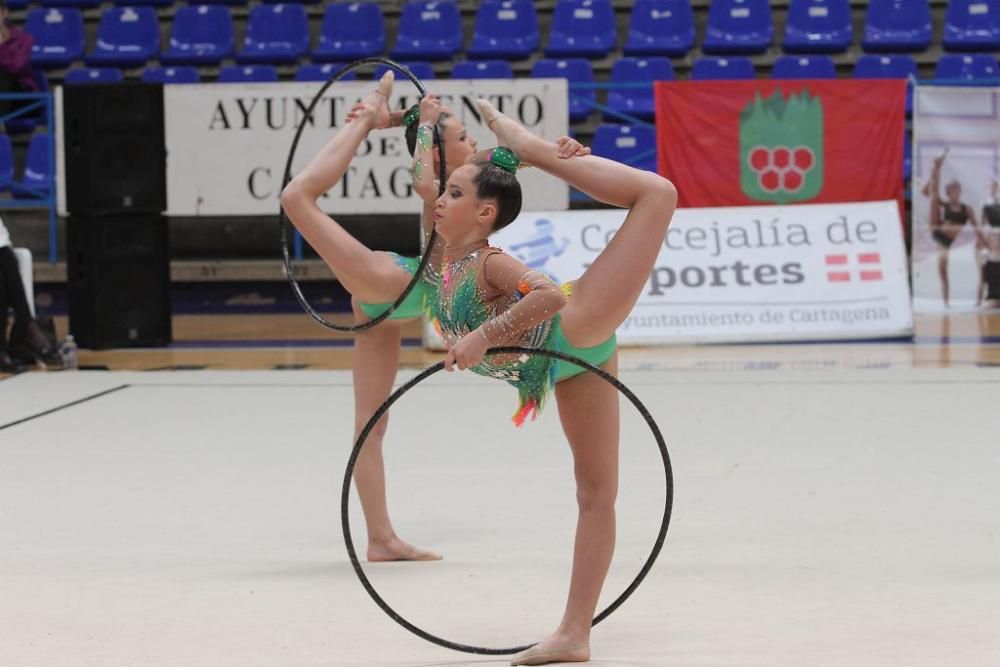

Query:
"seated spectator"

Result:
[[0, 216, 61, 373], [0, 1, 38, 118]]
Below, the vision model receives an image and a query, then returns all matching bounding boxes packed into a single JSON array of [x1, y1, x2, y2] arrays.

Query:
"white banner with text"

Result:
[[425, 200, 913, 347], [155, 79, 568, 216]]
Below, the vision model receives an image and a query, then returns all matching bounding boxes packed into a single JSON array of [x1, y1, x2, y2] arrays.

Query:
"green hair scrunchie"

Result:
[[488, 147, 520, 174], [403, 105, 421, 128]]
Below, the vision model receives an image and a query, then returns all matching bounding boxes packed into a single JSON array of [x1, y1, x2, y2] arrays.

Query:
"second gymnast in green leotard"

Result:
[[433, 100, 678, 665]]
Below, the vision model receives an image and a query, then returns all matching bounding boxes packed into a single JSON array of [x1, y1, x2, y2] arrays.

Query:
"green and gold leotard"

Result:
[[435, 246, 616, 426]]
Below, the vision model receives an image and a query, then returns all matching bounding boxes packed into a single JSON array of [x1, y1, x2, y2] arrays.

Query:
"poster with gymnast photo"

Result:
[[911, 86, 1000, 313]]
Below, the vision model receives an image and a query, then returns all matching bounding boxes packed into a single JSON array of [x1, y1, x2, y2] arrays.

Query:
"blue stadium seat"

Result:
[[468, 0, 540, 60], [218, 65, 279, 83], [783, 0, 852, 53], [14, 133, 52, 199], [703, 0, 773, 55], [943, 0, 1000, 51], [163, 6, 234, 65], [854, 53, 916, 78], [624, 0, 695, 57], [87, 7, 159, 67], [691, 56, 756, 80], [935, 54, 1000, 81], [63, 67, 123, 84], [862, 0, 932, 52], [391, 0, 462, 61], [40, 0, 100, 9], [0, 134, 14, 191], [546, 0, 616, 58], [374, 61, 435, 82], [6, 0, 29, 9], [313, 2, 385, 62], [295, 63, 357, 82], [592, 124, 658, 173], [27, 8, 84, 69], [238, 4, 309, 64], [141, 66, 201, 84], [854, 55, 916, 114], [451, 60, 513, 79], [607, 57, 674, 120], [188, 0, 245, 5], [114, 0, 172, 7], [772, 55, 836, 78], [531, 58, 594, 123]]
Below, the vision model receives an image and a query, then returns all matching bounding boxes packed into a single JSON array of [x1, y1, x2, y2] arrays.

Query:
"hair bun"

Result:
[[488, 147, 520, 174]]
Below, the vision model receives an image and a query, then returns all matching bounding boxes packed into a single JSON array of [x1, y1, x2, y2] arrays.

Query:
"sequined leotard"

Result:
[[436, 245, 616, 425]]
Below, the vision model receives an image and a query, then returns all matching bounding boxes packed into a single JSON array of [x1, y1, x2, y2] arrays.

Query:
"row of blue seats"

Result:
[[52, 54, 1000, 124], [25, 0, 1000, 71]]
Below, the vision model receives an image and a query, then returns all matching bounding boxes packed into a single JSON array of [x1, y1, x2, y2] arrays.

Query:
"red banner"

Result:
[[654, 80, 906, 210]]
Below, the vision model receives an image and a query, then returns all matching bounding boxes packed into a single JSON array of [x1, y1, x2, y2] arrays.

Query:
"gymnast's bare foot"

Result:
[[477, 98, 512, 147], [367, 536, 442, 562], [347, 70, 394, 129], [510, 632, 590, 665]]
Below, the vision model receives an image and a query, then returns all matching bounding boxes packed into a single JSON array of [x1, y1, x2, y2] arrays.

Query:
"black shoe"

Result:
[[0, 351, 27, 374], [9, 320, 64, 368]]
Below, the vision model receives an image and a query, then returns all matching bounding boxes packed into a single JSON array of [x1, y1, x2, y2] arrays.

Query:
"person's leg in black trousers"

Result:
[[0, 246, 60, 369], [0, 246, 27, 372]]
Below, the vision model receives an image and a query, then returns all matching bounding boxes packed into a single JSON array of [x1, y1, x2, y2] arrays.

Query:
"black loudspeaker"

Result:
[[63, 84, 166, 216], [67, 216, 172, 349]]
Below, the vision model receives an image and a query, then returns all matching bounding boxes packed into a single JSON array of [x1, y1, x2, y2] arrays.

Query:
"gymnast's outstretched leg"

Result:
[[281, 72, 412, 305], [478, 100, 677, 348]]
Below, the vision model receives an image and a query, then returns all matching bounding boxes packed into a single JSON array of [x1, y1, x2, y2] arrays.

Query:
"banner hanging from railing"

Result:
[[911, 85, 1000, 313], [56, 79, 569, 216], [425, 200, 913, 348], [654, 80, 906, 211]]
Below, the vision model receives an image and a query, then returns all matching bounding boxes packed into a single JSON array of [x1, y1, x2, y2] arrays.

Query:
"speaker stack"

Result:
[[63, 84, 172, 349]]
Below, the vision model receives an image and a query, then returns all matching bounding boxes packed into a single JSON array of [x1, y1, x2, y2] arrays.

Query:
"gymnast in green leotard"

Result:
[[434, 100, 678, 666], [282, 73, 590, 563], [287, 79, 479, 563]]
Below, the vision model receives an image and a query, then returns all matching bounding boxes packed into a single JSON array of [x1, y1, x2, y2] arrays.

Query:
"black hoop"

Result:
[[342, 347, 674, 655], [279, 57, 446, 332]]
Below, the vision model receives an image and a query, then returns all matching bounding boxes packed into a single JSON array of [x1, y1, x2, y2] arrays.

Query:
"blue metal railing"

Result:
[[566, 81, 660, 201], [0, 91, 57, 263]]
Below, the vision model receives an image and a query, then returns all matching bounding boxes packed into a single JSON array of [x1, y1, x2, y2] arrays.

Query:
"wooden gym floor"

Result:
[[12, 310, 998, 373]]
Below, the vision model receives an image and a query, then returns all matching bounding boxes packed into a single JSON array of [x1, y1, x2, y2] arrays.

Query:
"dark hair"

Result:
[[472, 160, 522, 232], [404, 106, 452, 157]]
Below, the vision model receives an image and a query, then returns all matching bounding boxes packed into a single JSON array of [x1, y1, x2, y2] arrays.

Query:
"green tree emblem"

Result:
[[740, 90, 824, 204]]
